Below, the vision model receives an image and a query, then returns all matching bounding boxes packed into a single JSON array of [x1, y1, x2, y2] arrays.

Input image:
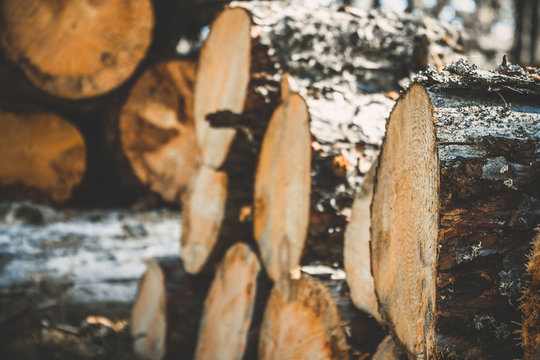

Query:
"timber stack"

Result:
[[130, 2, 473, 360]]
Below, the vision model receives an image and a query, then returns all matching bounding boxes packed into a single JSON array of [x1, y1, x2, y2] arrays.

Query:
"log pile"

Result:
[[367, 60, 540, 359]]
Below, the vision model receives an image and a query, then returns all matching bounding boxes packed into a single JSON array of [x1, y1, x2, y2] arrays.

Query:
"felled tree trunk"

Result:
[[343, 160, 380, 321], [0, 0, 153, 99], [119, 60, 199, 203], [131, 258, 211, 360], [194, 243, 270, 360], [370, 61, 540, 359], [0, 108, 86, 203], [522, 228, 540, 360]]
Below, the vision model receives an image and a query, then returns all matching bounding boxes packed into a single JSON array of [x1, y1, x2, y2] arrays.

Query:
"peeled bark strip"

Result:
[[0, 0, 153, 99], [371, 62, 540, 359], [131, 258, 210, 360], [259, 277, 350, 360], [226, 1, 463, 265], [119, 60, 199, 203], [195, 243, 268, 360], [343, 160, 380, 321], [254, 81, 311, 283], [521, 228, 540, 359], [0, 109, 85, 203]]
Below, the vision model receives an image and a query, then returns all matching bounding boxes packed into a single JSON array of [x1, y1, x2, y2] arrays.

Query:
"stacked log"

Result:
[[0, 108, 86, 203], [521, 229, 540, 359], [368, 60, 540, 359], [0, 0, 154, 99]]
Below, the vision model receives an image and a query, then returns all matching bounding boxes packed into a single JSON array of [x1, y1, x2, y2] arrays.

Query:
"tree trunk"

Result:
[[0, 0, 154, 99], [343, 159, 380, 321], [522, 228, 540, 360], [194, 243, 270, 360], [370, 61, 540, 359], [119, 60, 199, 203], [131, 257, 211, 360], [0, 108, 86, 203]]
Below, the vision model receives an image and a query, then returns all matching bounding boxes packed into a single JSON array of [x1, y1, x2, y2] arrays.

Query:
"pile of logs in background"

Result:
[[0, 0, 539, 359]]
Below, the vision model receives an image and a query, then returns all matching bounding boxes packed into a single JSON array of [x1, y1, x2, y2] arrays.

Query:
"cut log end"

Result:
[[195, 243, 262, 360], [259, 278, 350, 360], [254, 90, 311, 283], [371, 83, 438, 357], [181, 166, 228, 274], [194, 7, 251, 168], [0, 109, 86, 203], [372, 336, 405, 360], [522, 229, 540, 360], [0, 0, 154, 99], [119, 60, 199, 203], [343, 160, 380, 321], [130, 260, 167, 360]]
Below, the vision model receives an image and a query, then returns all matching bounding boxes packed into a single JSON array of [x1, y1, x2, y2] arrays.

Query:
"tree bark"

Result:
[[0, 0, 154, 99], [0, 107, 86, 203], [372, 336, 406, 360], [119, 60, 199, 203], [131, 257, 211, 360], [371, 61, 540, 359], [521, 228, 540, 360]]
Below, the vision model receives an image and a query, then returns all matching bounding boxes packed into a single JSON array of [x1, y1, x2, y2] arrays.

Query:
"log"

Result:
[[0, 108, 85, 203], [0, 0, 154, 99], [119, 60, 199, 203], [206, 1, 463, 266], [257, 266, 385, 360], [254, 76, 312, 283], [370, 60, 540, 359], [521, 228, 540, 360], [194, 243, 270, 360], [372, 336, 405, 360], [343, 159, 380, 321], [258, 277, 351, 360], [131, 257, 211, 360]]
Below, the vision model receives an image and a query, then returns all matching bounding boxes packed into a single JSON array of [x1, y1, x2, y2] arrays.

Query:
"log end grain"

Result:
[[119, 60, 199, 203], [0, 0, 154, 99], [194, 243, 262, 360], [254, 87, 311, 283], [0, 109, 86, 203], [193, 7, 251, 168], [371, 83, 438, 358], [259, 278, 350, 360]]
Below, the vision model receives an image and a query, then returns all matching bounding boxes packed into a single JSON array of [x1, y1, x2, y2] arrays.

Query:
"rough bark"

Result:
[[371, 60, 540, 359], [119, 60, 199, 203], [0, 108, 86, 203], [521, 228, 540, 360], [0, 0, 154, 99], [229, 1, 464, 266], [194, 243, 270, 360], [131, 257, 211, 360]]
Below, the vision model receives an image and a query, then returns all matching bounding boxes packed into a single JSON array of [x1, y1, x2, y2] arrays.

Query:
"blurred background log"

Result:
[[0, 108, 86, 203], [0, 0, 154, 99]]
